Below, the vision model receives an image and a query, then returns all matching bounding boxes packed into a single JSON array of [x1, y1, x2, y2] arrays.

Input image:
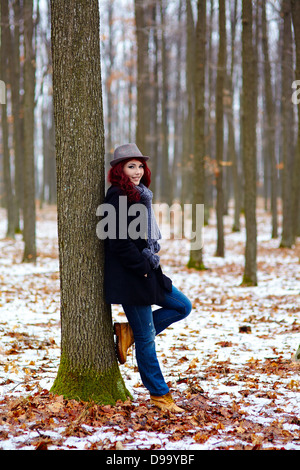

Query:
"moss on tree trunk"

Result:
[[51, 355, 131, 404]]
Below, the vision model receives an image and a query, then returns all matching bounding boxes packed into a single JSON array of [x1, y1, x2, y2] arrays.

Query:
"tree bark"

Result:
[[215, 0, 226, 257], [11, 0, 24, 226], [134, 0, 151, 157], [0, 0, 17, 238], [188, 0, 206, 270], [105, 0, 114, 167], [23, 0, 37, 262], [226, 0, 241, 233], [205, 0, 215, 224], [181, 0, 195, 205], [291, 0, 300, 241], [280, 0, 295, 248], [261, 0, 278, 239], [242, 0, 257, 286], [149, 2, 159, 199], [5, 0, 21, 233], [159, 0, 171, 204], [50, 0, 130, 404], [171, 0, 183, 204]]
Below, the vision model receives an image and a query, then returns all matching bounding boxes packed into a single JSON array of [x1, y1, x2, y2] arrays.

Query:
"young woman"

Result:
[[103, 143, 192, 413]]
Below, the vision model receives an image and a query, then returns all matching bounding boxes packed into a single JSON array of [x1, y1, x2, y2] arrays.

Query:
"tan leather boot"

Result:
[[114, 322, 134, 364], [150, 392, 184, 413]]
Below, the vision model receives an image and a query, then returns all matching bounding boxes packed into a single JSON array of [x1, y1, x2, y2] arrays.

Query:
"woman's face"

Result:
[[123, 159, 145, 185]]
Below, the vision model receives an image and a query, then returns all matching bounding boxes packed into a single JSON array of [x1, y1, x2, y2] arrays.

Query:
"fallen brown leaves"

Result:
[[1, 362, 299, 451]]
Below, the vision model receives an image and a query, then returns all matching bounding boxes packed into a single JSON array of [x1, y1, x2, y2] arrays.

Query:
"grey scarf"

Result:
[[136, 184, 161, 269]]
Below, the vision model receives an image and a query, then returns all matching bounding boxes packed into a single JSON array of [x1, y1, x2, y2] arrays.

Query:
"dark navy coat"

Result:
[[102, 185, 172, 305]]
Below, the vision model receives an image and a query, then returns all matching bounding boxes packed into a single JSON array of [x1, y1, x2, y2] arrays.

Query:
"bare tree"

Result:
[[226, 0, 240, 232], [215, 0, 226, 257], [159, 0, 171, 204], [261, 0, 278, 239], [181, 0, 195, 205], [280, 0, 295, 248], [10, 0, 23, 230], [23, 0, 37, 262], [134, 0, 151, 157], [291, 0, 300, 240], [0, 0, 17, 237], [188, 0, 206, 270], [241, 0, 258, 286]]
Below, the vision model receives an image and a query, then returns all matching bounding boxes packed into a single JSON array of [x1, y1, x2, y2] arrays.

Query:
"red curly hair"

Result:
[[108, 158, 151, 202]]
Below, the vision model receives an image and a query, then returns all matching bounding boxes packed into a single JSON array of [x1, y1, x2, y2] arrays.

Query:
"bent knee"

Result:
[[185, 298, 193, 317], [180, 297, 192, 318]]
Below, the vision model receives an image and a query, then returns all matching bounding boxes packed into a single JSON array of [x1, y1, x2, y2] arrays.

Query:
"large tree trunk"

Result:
[[23, 0, 36, 262], [188, 0, 206, 270], [242, 0, 257, 286], [50, 0, 130, 404]]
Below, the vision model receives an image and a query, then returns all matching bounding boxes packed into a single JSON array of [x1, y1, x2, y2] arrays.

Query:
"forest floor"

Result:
[[0, 200, 299, 451]]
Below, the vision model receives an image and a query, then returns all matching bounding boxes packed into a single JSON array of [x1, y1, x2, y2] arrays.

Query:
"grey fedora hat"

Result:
[[110, 143, 149, 167]]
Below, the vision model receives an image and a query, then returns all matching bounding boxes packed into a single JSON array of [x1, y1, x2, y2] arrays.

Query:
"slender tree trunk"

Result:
[[205, 0, 215, 224], [134, 0, 151, 157], [181, 0, 195, 205], [23, 0, 36, 262], [1, 0, 17, 238], [41, 99, 56, 206], [12, 0, 23, 225], [215, 0, 226, 257], [150, 2, 159, 199], [105, 0, 114, 168], [242, 0, 257, 286], [291, 0, 300, 241], [172, 0, 183, 203], [128, 44, 134, 143], [188, 0, 206, 270], [159, 0, 171, 204], [6, 0, 21, 232], [226, 0, 240, 232], [280, 0, 295, 248], [50, 0, 130, 404], [261, 0, 278, 239]]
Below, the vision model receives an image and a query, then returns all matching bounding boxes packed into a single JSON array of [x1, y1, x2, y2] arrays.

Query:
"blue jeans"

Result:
[[122, 285, 192, 396]]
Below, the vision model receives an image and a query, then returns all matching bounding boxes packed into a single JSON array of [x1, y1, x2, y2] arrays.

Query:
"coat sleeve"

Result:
[[106, 191, 151, 277]]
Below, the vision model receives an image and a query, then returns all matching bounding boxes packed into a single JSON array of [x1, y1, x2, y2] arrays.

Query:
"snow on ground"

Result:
[[0, 202, 299, 450]]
